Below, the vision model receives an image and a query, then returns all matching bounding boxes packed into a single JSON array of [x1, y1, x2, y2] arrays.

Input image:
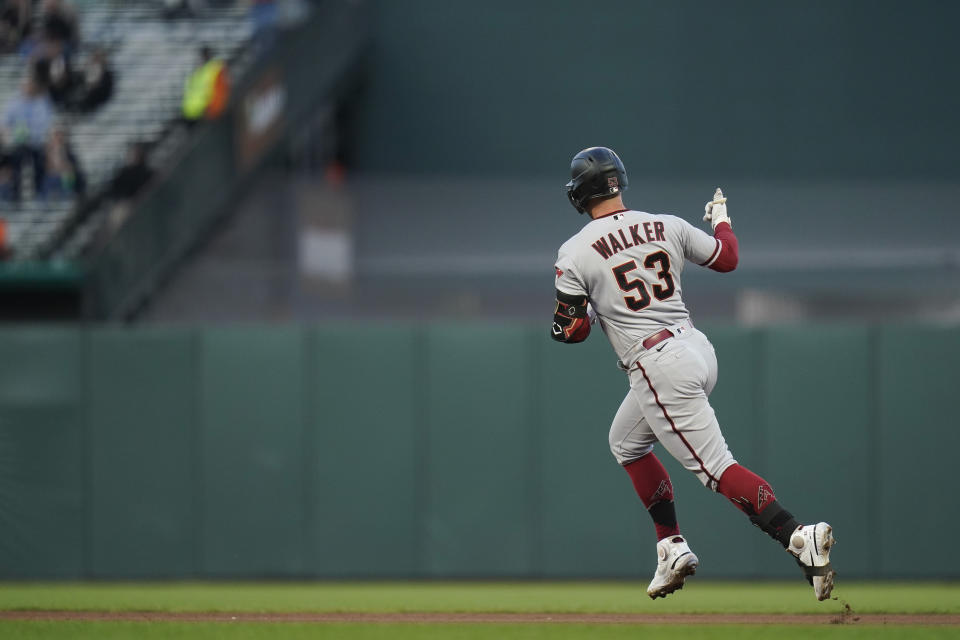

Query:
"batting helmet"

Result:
[[565, 147, 628, 214]]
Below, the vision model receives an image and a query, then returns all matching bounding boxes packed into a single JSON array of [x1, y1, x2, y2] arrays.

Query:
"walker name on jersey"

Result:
[[591, 222, 666, 260]]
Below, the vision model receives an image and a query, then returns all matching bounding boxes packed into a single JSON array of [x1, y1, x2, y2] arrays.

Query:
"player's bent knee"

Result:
[[692, 458, 737, 491], [611, 442, 654, 466]]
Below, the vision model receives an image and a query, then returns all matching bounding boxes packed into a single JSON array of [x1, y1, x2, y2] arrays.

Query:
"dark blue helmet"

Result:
[[565, 147, 628, 214]]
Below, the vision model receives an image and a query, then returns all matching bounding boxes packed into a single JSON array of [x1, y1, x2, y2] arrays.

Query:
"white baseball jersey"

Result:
[[554, 209, 723, 366]]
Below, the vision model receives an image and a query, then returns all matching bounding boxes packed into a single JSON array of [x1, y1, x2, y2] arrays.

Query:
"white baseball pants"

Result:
[[608, 324, 737, 490]]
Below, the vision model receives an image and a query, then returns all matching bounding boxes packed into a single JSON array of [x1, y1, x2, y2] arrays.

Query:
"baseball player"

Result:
[[551, 147, 836, 600]]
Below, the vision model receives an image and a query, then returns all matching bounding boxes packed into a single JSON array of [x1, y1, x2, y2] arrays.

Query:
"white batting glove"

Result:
[[703, 187, 731, 229]]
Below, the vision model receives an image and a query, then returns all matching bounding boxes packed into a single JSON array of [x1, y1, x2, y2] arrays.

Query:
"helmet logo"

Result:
[[607, 176, 619, 189]]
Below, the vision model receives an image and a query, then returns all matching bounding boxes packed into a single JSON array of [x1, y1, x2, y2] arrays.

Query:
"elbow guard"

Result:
[[551, 290, 591, 343]]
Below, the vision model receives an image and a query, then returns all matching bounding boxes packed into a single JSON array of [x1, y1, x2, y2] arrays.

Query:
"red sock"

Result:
[[624, 453, 680, 540], [717, 463, 776, 514]]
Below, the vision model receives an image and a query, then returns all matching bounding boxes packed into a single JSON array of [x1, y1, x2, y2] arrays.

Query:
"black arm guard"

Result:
[[551, 290, 590, 343]]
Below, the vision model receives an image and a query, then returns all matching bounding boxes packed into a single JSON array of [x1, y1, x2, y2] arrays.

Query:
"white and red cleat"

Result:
[[647, 535, 699, 599], [788, 522, 836, 601]]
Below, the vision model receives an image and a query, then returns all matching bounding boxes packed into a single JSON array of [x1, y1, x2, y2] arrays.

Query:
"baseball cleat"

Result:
[[646, 535, 699, 599], [787, 522, 836, 601]]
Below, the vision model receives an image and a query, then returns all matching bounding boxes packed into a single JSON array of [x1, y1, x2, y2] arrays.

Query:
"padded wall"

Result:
[[0, 329, 84, 578], [87, 328, 197, 577], [0, 325, 955, 579]]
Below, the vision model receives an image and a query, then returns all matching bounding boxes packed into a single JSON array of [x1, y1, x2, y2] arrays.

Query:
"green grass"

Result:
[[0, 581, 957, 615], [2, 582, 957, 639], [0, 623, 957, 640]]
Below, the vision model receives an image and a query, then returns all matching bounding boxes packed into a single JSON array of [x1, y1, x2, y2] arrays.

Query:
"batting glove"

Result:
[[703, 187, 730, 229]]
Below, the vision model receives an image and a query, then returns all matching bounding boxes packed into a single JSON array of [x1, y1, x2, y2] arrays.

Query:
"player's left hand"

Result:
[[703, 187, 730, 229]]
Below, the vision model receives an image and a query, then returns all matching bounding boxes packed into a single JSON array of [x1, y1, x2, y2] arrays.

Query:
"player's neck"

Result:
[[588, 196, 627, 219]]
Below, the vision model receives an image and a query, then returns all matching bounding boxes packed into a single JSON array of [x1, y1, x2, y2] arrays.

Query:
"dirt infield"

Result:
[[2, 611, 959, 625]]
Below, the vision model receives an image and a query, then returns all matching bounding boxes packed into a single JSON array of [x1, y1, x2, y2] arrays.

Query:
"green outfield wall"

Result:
[[0, 325, 956, 579]]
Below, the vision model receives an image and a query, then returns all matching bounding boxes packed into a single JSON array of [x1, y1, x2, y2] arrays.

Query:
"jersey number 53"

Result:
[[611, 250, 676, 311]]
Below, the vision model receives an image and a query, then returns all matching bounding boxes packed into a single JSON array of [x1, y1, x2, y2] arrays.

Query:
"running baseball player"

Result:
[[551, 147, 836, 600]]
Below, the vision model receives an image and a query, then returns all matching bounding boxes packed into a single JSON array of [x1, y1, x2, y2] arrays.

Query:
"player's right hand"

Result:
[[703, 187, 730, 229]]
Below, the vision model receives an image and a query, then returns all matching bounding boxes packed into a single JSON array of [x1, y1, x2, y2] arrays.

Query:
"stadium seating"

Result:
[[0, 1, 255, 260]]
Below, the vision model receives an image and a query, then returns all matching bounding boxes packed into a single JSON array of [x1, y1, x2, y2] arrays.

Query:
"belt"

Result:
[[617, 322, 692, 372], [641, 328, 674, 350]]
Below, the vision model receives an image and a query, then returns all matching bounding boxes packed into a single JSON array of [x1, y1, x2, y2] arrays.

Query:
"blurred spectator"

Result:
[[43, 125, 84, 199], [0, 217, 10, 260], [40, 0, 77, 50], [109, 142, 153, 203], [207, 58, 230, 118], [0, 157, 14, 202], [100, 142, 153, 235], [249, 0, 278, 51], [2, 76, 53, 201], [67, 47, 113, 113], [0, 0, 30, 54], [39, 142, 153, 258], [181, 46, 229, 125], [32, 37, 74, 106], [163, 0, 204, 20]]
